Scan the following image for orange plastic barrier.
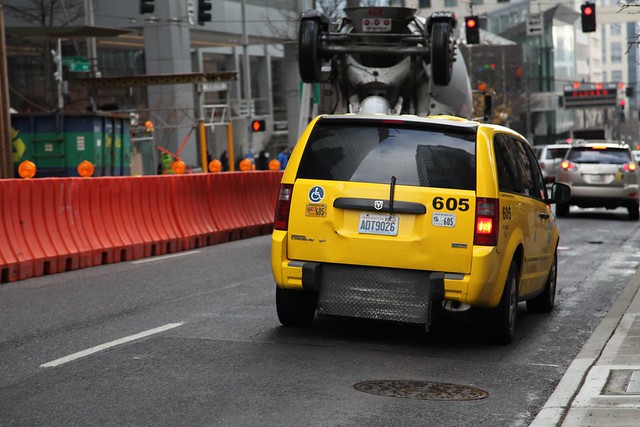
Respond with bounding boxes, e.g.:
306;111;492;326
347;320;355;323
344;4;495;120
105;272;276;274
0;171;283;284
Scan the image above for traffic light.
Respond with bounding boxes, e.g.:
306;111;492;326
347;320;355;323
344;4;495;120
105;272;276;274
581;2;596;33
620;99;626;111
197;0;212;25
251;119;266;132
465;16;480;45
139;0;154;14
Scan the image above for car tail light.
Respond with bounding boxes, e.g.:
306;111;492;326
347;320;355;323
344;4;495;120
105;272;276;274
622;162;637;172
474;198;499;246
561;160;577;171
274;184;293;231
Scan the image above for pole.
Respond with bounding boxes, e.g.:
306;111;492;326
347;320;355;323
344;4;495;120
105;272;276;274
55;38;64;110
242;0;252;153
0;4;13;178
84;0;99;111
197;84;208;172
227;123;235;172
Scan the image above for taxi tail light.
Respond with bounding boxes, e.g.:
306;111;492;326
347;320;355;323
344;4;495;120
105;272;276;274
474;198;499;246
561;160;577;171
274;184;293;230
622;162;637;172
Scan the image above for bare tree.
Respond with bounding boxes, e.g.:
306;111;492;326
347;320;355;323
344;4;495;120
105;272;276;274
4;0;85;111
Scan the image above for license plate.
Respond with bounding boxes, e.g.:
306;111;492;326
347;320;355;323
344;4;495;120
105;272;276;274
358;213;398;236
586;174;609;183
432;212;456;228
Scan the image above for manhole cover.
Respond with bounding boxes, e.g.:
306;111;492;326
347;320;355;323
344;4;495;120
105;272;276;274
353;380;489;401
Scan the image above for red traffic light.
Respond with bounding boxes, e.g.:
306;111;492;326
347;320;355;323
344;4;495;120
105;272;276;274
465;16;480;45
251;119;266;132
581;2;596;32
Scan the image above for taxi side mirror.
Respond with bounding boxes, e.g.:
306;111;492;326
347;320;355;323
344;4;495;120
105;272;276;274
547;182;571;204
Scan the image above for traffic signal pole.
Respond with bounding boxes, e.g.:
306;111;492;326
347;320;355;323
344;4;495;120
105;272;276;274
0;5;13;178
241;0;252;154
197;87;208;172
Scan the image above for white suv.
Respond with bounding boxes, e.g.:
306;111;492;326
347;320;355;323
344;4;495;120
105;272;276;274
533;144;571;183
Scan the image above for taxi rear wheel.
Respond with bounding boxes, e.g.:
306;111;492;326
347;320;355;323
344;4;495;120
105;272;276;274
491;260;519;345
526;250;556;313
276;287;317;326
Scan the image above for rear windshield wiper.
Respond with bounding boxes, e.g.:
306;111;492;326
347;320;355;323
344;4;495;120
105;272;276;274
389;176;396;216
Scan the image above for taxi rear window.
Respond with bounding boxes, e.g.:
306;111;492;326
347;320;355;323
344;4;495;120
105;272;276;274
296;120;476;190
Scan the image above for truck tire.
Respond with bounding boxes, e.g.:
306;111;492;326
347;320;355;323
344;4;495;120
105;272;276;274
430;21;454;86
555;203;570;217
628;200;639;221
299;18;322;83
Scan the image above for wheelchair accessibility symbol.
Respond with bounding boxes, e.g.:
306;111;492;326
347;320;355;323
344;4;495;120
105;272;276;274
308;185;325;203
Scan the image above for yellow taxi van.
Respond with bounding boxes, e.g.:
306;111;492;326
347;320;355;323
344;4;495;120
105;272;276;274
271;114;570;344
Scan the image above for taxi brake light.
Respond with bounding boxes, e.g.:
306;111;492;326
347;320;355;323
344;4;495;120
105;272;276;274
474;198;499;246
623;162;637;172
274;184;293;230
561;160;576;170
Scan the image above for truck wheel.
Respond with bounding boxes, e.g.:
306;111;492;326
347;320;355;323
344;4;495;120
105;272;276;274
526;250;556;313
276;286;317;326
430;21;454;86
628;200;639;221
298;18;322;83
491;260;519;345
555;203;570;217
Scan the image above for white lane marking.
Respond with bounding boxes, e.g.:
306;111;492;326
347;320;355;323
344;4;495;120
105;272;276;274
131;251;200;264
40;322;184;368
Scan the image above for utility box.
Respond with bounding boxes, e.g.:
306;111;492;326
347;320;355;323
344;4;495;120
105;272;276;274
10;112;131;177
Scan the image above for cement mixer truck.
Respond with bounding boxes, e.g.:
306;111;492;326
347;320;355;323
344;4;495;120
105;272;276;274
298;6;473;118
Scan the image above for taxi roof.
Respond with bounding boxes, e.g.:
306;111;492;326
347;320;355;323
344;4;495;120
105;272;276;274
316;114;481;132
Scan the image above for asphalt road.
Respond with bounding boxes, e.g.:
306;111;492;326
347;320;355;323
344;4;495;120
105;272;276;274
1;207;639;426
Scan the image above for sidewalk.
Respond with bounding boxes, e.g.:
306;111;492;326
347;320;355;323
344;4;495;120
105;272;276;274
531;265;640;426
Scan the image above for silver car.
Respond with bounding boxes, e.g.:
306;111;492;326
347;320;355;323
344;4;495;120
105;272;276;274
533;144;571;183
556;141;640;220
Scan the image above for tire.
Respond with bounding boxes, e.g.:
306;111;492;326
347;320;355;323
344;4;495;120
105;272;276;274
298;18;322;83
430;21;454;86
526;250;557;313
276;286;317;326
628;200;639;221
491;260;519;345
555;203;570;217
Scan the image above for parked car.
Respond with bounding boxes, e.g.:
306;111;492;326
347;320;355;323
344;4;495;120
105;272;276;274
271;114;570;344
533;144;571;183
556;141;640;220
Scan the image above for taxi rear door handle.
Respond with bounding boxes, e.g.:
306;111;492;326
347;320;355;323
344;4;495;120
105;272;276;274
539;212;550;219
